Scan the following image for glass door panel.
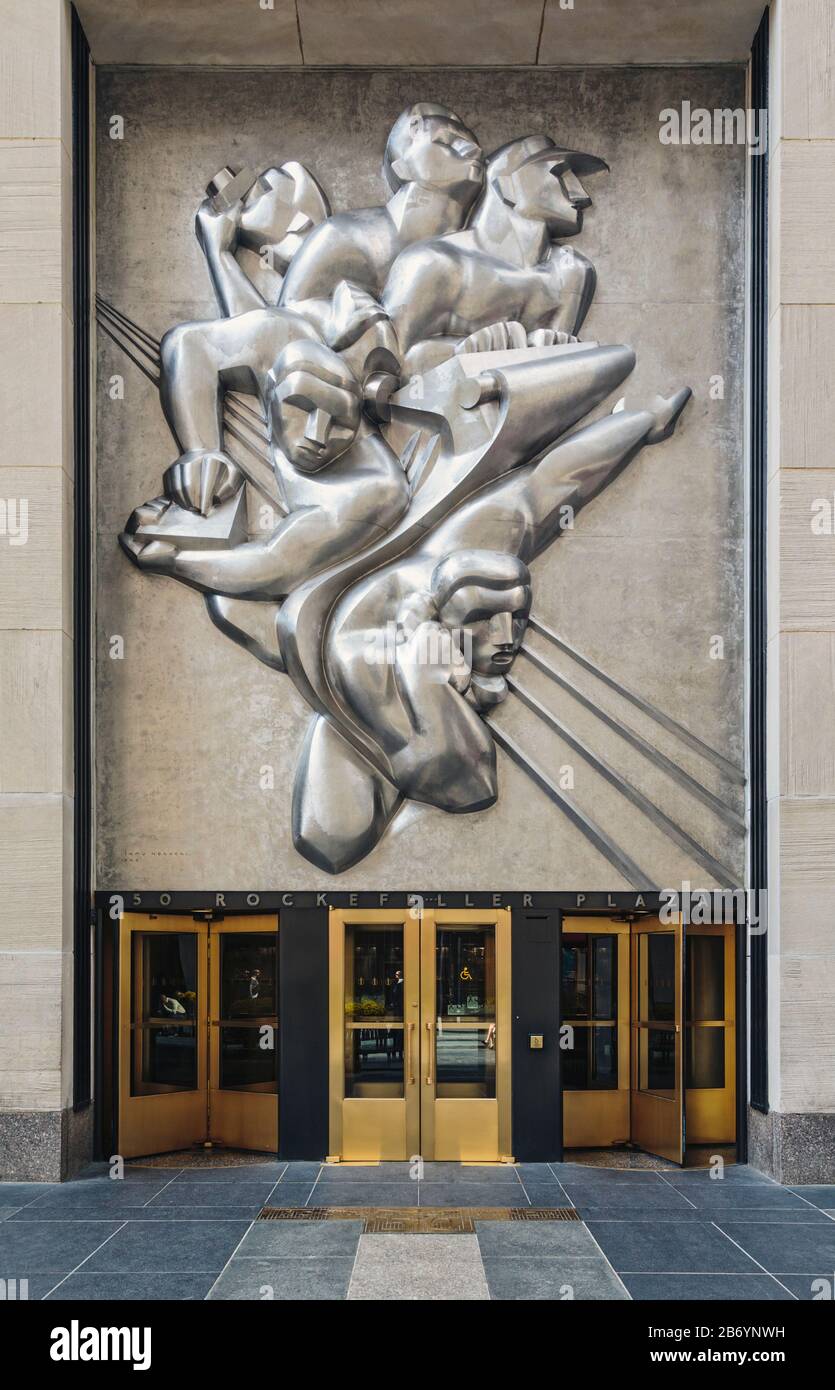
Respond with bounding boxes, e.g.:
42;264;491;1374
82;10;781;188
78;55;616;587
561;921;630;1149
421;910;511;1162
209;920;279;1153
631;918;684;1164
119;916;208;1159
684;924;736;1145
329;911;420;1161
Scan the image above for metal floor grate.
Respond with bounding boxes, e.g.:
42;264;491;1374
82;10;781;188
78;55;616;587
258;1205;579;1230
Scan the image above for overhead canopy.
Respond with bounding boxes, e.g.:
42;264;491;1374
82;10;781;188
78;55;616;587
75;0;766;67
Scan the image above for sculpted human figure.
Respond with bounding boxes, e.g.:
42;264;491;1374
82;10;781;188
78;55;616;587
382;134;607;374
286;362;691;871
279;103;484;307
120;338;409;601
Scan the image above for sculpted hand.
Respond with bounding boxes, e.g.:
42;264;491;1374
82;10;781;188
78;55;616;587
195;197;242;258
119;497;178;575
527;328;580;347
454;321;528;355
162;449;243;516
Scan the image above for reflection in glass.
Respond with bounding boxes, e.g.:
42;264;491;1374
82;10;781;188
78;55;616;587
686;936;724;1021
219;1025;277;1091
436;925;495;1020
561;936;589;1018
344;924;405;1097
435;1025;496;1098
220;935;277;1020
433;925;496;1099
639;1026;676;1095
131;933;198;1096
563;1025;618;1090
216;933;278;1094
643;934;675;1022
686;1026;725;1089
592;936;616;1020
345;1028;404;1097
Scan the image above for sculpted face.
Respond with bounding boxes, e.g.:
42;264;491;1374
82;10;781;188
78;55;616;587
386;105;484;197
509;156;592;237
269;341;361;472
438;581;531;675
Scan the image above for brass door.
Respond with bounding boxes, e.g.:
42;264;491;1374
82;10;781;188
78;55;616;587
328;907;512;1162
685;923;736;1145
118;914;278;1159
630;916;684;1164
209;918;279;1153
561;919;630;1148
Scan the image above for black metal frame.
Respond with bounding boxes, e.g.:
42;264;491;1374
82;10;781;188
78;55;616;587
748;6;770;1113
71;5;93;1113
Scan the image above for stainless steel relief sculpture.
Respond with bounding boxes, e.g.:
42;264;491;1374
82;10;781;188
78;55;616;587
105;102;743;882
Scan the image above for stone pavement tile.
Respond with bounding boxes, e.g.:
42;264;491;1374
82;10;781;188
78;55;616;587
0;1219;123;1272
517;1163;560;1183
147;1181;277;1208
787;1186;835;1209
21;1183;168;1213
278;1162;323;1183
475;1219;600;1258
18;1206;263;1223
319;1163;413;1182
560;1181;694;1210
258;1183;316;1208
236;1218;363;1258
417;1183;524;1208
45;1271;217;1300
83;1220;250;1272
208;1256;354;1300
483;1256;628;1300
0;1183;57;1205
715;1220;835;1275
521;1184;573;1208
313;1183;416;1208
662;1165;779;1187
73;1164;182;1184
577;1207;830;1223
670;1185;814;1213
167;1164;287;1184
347;1233;489;1301
549;1165;662;1184
777;1274;835;1301
587;1219;762;1273
420;1164;521;1185
623;1272;795;1300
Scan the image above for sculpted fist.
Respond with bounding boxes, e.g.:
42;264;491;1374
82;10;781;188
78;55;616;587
455;320;528;355
119;496;178;575
527;328;580;347
194;197;242;258
162;449;243;516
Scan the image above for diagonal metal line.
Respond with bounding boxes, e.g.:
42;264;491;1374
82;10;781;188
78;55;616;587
528;614;746;786
490;725;655;890
520;643;746;834
224;399;271;444
507;676;739;889
222;422;287;513
96;304;161;370
95;295;161;355
97;317;160;387
226;391;269;429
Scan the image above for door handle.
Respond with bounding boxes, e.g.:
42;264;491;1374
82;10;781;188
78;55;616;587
407;1022;415;1085
425;1021;434;1086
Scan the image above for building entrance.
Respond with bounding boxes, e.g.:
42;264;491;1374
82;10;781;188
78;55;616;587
561;917;736;1163
118;915;279;1158
328;908;512;1162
